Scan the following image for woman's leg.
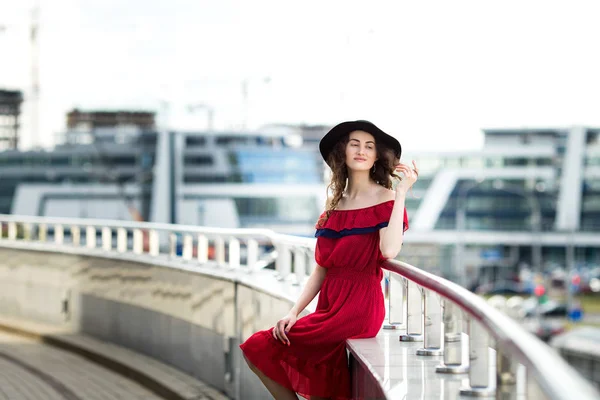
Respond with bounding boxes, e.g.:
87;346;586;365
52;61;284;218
243;355;298;400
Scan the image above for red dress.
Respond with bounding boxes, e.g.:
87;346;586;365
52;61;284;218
240;200;408;399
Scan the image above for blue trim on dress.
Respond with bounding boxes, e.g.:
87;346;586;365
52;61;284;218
314;222;390;238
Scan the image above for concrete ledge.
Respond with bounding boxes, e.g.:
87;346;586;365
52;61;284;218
0;315;228;400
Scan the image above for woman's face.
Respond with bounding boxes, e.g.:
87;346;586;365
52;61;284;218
345;130;377;172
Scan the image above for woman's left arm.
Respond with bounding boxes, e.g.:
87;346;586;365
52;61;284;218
379;160;418;259
379;192;407;259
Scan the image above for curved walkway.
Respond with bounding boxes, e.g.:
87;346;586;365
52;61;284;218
0;317;229;400
0;330;162;400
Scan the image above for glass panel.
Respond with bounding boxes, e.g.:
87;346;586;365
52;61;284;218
234;150;321;184
235;197;318;224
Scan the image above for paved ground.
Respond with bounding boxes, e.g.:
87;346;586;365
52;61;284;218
0;330;164;400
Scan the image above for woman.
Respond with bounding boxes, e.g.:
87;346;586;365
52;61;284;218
240;120;418;400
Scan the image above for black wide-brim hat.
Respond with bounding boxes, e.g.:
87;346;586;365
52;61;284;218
319;120;402;166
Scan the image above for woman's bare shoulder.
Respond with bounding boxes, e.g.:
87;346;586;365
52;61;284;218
378;187;396;203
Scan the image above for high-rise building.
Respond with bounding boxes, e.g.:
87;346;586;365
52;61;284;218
0;89;23;150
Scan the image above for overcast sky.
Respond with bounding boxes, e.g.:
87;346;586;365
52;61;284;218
1;0;600;151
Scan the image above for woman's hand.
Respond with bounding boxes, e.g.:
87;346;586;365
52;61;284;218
273;312;297;346
394;160;419;197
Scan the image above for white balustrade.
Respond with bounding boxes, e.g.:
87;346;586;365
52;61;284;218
71;226;80;246
39;223;47;242
150;230;159;256
55;224;64;245
23;223;32;240
102;227;111;251
246;239;258;269
8;222;17;240
214;237;225;265
228;238;240;268
86;226;96;248
293;248;307;285
133;229;143;254
117;228;127;253
168;233;176;257
182;234;193;261
276;243;292;281
197;234;208;263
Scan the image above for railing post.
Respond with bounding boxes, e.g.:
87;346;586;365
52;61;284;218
276;243;291;281
150;230;159;256
102;227;111;251
417;290;443;356
23;223;32;240
71;226;80;246
460;319;495;397
39;223;47;242
197;234;208;263
8;222;17;240
436;301;468;374
293;248;306;286
399;281;423;342
526;370;545;399
229;238;240;268
215;236;225;265
55;224;64;245
117;228;127;252
383;273;406;330
496;348;519;399
169;233;177;257
246;239;258;270
86;226;96;248
133;229;143;254
182;234;193;261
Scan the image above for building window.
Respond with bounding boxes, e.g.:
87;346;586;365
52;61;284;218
50;157;70;166
184;155;213;166
235;197;317;223
107;155;137;166
185;137;207;147
183;174;226;183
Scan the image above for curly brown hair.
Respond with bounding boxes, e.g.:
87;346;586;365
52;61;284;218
317;133;401;226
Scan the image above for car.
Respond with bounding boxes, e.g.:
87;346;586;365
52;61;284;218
522;319;566;342
523;298;568;318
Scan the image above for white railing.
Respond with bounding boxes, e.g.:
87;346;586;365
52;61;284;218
0;214;598;399
0;214;316;286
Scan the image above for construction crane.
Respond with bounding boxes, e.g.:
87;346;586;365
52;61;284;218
30;0;40;148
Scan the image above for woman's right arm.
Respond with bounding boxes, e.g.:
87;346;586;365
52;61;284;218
290;265;327;316
273;265;327;345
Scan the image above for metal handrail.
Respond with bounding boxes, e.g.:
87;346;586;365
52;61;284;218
383;259;600;399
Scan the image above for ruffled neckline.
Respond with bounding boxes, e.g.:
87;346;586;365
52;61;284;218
329;200;395;213
315;200;402;238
